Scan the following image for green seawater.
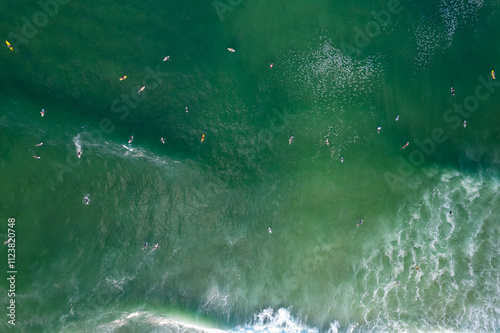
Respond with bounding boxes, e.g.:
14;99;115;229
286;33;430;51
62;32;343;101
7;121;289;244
1;0;500;332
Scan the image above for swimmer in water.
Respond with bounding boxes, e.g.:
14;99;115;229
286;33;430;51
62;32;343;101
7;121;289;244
77;151;82;158
138;86;145;94
40;109;45;117
119;75;127;81
161;137;165;144
34;155;40;159
402;142;409;149
377;126;381;134
451;87;455;96
185;106;189;114
201;134;205;143
270;62;273;69
463;120;467;128
128;136;134;144
143;242;148;250
153;243;159;250
341;157;344;163
227;48;235;52
163;56;170;61
326;139;329;146
268;227;272;234
289;136;294;145
36;142;43;146
357;219;363;227
395;115;399;121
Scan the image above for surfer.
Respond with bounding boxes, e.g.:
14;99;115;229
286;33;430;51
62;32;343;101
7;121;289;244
268;227;272;234
395;115;399;121
40;109;45;117
36;142;43;146
449;211;453;215
492;70;496;80
143;242;148;250
270;62;273;69
4;238;12;244
163;56;170;61
161;137;165;144
227;48;235;52
341;157;344;163
463;120;467;128
84;196;89;205
5;40;13;51
138;86;145;94
128;136;134;144
34;155;40;159
396;280;400;286
185;106;189;114
451;87;455;96
289;136;294;145
402;142;409;149
357;219;363;227
201;134;205;143
326;139;329;146
77;151;82;158
119;75;127;81
153;243;159;250
377;126;381;134
416;266;419;271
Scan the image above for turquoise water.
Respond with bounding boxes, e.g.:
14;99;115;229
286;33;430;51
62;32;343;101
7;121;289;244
1;0;500;332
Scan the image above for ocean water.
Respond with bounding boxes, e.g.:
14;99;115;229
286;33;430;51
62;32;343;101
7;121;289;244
1;0;500;332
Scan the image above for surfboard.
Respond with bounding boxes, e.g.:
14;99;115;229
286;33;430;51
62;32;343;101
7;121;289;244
492;70;496;80
5;41;13;51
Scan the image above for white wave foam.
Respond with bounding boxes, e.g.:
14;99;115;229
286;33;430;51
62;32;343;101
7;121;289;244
73;133;82;154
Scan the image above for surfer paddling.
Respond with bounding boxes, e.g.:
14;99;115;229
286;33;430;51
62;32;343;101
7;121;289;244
341;157;344;163
138;86;145;94
185;106;189;114
161;137;165;144
163;56;170;61
357;219;363;227
153;243;159;250
77;151;82;158
40;109;45;117
227;48;235;52
270;62;273;69
4;238;12;244
377;126;381;134
268;227;272;234
395;115;399;121
128;136;134;144
119;75;127;81
201;134;205;143
492;70;496;80
36;142;43;146
34;155;40;159
402;142;409;149
451;87;455;96
84;196;89;205
463;120;467;128
143;242;148;250
289;136;294;145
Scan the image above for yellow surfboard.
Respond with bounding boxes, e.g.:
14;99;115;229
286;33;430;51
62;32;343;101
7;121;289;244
201;134;205;143
492;70;496;80
5;41;13;51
